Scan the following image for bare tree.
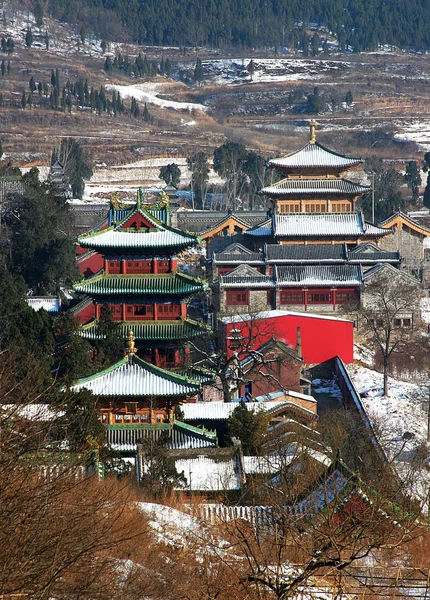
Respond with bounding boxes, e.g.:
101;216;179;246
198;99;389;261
352;266;423;396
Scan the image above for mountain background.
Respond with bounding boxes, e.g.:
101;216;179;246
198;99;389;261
46;0;430;52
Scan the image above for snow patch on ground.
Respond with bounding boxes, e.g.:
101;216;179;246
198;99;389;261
200;58;352;86
107;83;208;112
137;502;204;547
394;121;430;151
347;364;430;503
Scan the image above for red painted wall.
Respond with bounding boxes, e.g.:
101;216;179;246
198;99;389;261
223;312;354;364
77;252;104;277
74;301;96;324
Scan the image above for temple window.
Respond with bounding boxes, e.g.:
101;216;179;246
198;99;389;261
280;291;304;304
108;260;121;274
226;290;249;306
157;259;170;273
308;292;332;303
336;291;355;303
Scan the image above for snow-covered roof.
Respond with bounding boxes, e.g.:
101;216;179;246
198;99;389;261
274;213;389;238
78;228;197;249
26;296;61;313
72;355;201;397
182;400;286;421
269;141;362;170
243;455;281;475
220;264;274;288
261;177;369;196
220;309;353;324
276;265;362;287
175;456;241;491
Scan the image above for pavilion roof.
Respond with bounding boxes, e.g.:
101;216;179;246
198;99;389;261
73;271;207;296
275;264;362;287
269;141;362;170
81;318;209;342
261;177;369;197
72;354;202;397
78;201;197;251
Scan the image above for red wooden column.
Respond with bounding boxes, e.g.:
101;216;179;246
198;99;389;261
154;304;159;320
332;288;337;312
304;289;308;312
153;260;158;274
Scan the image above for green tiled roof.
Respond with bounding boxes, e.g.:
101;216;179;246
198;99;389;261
78;204;199;251
73;271;208;296
81;318;210;341
72;354;202;397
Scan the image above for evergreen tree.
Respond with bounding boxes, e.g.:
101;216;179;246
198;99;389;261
25;28;33;48
37;81;42;96
345;90;353;107
0;94;3;107
6;38;14;55
323;39;329;54
6;60;10;75
1;38;6;53
94;304;124;368
159;163;181;187
311;32;320;55
44;31;49;49
213;141;248;209
1;60;4;76
247;59;255;80
194;57;204;85
138;431;186;495
0;138;3;159
29;76;36;93
104;55;113;73
306;86;324;114
142;102;151;122
79;26;86;44
21;90;27;109
34;1;44;28
404;161;421;204
27;93;33;108
227;399;268;454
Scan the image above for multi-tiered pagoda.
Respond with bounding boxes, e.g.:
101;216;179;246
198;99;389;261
73;191;209;369
261;120;369;214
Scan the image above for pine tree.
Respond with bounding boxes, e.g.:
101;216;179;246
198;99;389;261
345;90;353;106
104;56;113;73
247;59;255;81
6;38;14;55
38;81;42;96
6;60;10;75
29;76;36;93
194;57;203;85
404;161;421;204
143;102;150;122
323;39;329;54
21;90;27;109
1;38;6;53
27;93;33;108
0;138;3;159
44;31;49;49
0;94;3;108
34;1;44;28
25;28;33;48
1;60;4;76
311;32;320;55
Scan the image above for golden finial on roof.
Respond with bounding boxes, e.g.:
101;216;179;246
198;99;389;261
111;192;120;210
126;329;137;358
310;119;317;144
159;189;169;206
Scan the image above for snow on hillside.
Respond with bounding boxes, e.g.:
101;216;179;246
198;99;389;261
106;83;208;112
394;121;430;151
200;58;352;86
137;502;208;548
346;364;430;502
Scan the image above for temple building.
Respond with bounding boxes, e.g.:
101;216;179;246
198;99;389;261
261;120;369;214
73;192;209;369
72;330;218;454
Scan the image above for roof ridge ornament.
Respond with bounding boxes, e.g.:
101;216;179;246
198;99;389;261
310;119;316;145
126;328;138;360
